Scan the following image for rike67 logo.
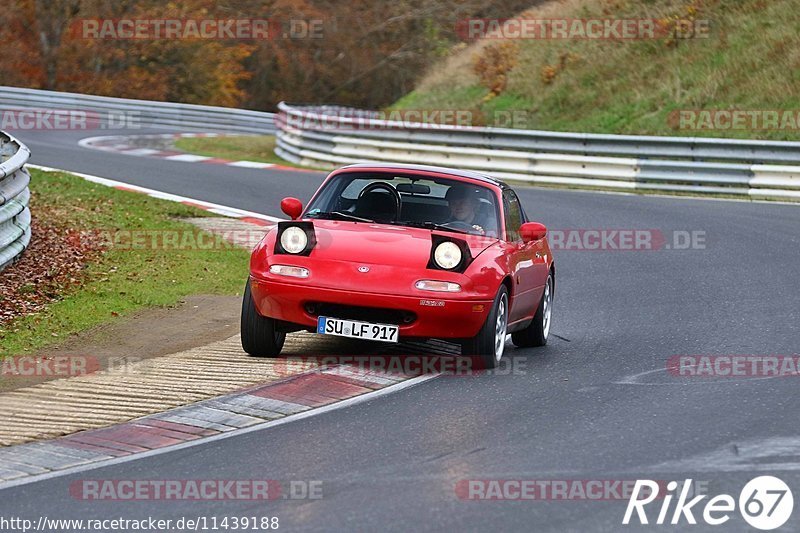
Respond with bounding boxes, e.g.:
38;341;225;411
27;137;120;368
623;476;794;530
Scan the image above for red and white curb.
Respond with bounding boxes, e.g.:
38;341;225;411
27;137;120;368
0;367;436;489
27;163;281;227
78;133;310;172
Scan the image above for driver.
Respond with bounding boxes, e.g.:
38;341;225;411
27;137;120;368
445;185;486;235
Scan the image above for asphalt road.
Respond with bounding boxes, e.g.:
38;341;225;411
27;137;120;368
17;128;325;214
2;128;800;532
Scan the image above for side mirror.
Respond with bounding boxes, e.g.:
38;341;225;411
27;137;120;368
281;197;303;220
520;222;547;243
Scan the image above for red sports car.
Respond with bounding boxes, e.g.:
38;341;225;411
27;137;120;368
242;163;554;368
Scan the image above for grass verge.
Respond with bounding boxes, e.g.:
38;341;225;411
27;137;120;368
173;135;294;166
0;169;250;357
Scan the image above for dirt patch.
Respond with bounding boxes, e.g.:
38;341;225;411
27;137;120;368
0;294;241;393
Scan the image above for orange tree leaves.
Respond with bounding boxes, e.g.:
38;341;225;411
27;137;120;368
0;0;534;109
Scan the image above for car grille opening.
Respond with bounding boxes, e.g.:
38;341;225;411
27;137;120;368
305;302;416;325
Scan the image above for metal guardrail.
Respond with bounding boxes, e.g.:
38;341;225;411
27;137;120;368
0;131;32;271
0;86;275;134
275;103;800;200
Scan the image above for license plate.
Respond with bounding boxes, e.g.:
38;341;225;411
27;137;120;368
317;316;399;343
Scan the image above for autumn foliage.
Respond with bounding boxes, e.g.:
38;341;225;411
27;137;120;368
0;0;535;110
473;42;519;99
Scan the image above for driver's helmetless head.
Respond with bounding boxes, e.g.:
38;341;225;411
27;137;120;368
446;185;480;223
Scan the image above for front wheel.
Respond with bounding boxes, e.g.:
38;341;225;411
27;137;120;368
512;273;553;348
462;285;509;369
241;279;286;357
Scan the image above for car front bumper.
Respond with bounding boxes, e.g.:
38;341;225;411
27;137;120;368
250;276;492;340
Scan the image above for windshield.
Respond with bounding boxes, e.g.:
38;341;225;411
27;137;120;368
304;173;501;237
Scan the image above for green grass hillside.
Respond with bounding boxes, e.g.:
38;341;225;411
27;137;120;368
393;0;800;140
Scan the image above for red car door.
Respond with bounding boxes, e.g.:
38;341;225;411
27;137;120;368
503;190;546;324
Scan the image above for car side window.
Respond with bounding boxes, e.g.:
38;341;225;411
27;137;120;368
503;190;523;242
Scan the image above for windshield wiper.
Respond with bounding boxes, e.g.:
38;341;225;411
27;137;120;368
308;214;472;234
308;211;374;223
395;221;471;234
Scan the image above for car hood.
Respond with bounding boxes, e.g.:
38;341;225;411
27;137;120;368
308;219;497;266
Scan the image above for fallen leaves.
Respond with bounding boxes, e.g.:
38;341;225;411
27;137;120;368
0;218;105;327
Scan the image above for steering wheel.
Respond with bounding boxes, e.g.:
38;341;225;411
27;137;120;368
358;182;401;221
442;220;474;231
442;219;486;235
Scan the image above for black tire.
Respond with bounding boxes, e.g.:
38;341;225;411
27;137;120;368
241;279;286;357
462;285;509;370
512;273;553;348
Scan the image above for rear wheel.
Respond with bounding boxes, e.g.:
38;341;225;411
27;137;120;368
241;279;286;357
462;285;509;369
512;273;553;348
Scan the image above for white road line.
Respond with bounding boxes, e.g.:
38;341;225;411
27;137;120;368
228;161;276;169
120;148;162;156
164;154;213;162
205;207;258;218
78;135;125;149
26;164;283;223
0;373;438;491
